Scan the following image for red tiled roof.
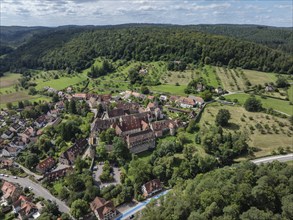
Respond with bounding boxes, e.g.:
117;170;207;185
143;179;162;195
90;197;117;220
36;157;56;172
1;181;18;199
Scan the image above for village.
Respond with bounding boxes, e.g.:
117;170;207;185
0;85;206;220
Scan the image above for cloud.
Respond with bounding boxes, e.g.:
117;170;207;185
0;0;292;27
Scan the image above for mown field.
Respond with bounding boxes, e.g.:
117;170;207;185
216;67;280;92
199;103;293;158
225;93;292;115
0;72;51;108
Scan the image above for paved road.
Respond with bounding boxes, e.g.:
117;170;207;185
0;176;70;214
251;154;293;165
116;190;169;220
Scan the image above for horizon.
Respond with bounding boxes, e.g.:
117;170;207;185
1;0;292;27
1;23;293;28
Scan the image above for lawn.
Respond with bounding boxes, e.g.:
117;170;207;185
225;93;292;115
201;65;222;88
150;84;186;96
200;103;293;158
35;73;88;90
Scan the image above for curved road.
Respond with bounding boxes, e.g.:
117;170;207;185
0;175;70;214
251;153;293;165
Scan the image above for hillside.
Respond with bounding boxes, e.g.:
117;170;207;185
1;25;292;76
141;161;293;220
192;24;293;54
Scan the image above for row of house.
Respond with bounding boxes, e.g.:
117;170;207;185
1;108;62;158
1;181;42;219
93;106;180;154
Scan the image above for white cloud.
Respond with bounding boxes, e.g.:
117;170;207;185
0;0;292;26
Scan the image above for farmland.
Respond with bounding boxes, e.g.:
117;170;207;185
216;67;280;92
225;93;292;115
199;103;293;158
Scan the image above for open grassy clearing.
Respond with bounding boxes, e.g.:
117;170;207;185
200;103;293;158
216;67;282;92
225;93;292;115
161;70;193;85
216;67;238;91
0;91;51;108
201;65;222;88
150;84;186;96
34;71;88;90
243;69;278;85
0;73;21;87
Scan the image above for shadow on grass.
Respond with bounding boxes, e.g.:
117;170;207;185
226;122;240;131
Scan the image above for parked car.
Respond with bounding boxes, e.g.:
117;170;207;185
4;175;9;177
13;176;17;179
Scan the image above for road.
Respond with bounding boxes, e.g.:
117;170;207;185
116;190;169;220
14;162;43;180
0;175;70;214
251;154;293;165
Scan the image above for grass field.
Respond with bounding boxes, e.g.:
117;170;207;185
225;93;292;115
201;65;222;88
0;73;21;87
150;84;186;96
0;92;51;108
216;67;237;91
200;103;292;158
216;67;280;92
35;72;88;90
243;69;277;85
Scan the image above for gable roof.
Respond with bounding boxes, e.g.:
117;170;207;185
1;181;19;199
36;157;56;172
107;108;125;118
90;197;117;220
127;130;155;145
143;179;162;194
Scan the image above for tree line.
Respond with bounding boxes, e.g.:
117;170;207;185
1;25;292;76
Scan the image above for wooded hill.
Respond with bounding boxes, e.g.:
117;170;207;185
1;24;292;75
141;161;293;220
190;24;293;54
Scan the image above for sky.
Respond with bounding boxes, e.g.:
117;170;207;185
1;0;292;27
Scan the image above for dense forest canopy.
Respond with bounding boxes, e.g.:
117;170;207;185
141;161;293;220
190;24;293;54
0;24;292;75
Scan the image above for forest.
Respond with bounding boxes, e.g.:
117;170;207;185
141;161;293;220
1;25;292;76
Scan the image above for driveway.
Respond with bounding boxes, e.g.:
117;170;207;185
94;165;121;188
0;175;70;214
14;162;43;180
